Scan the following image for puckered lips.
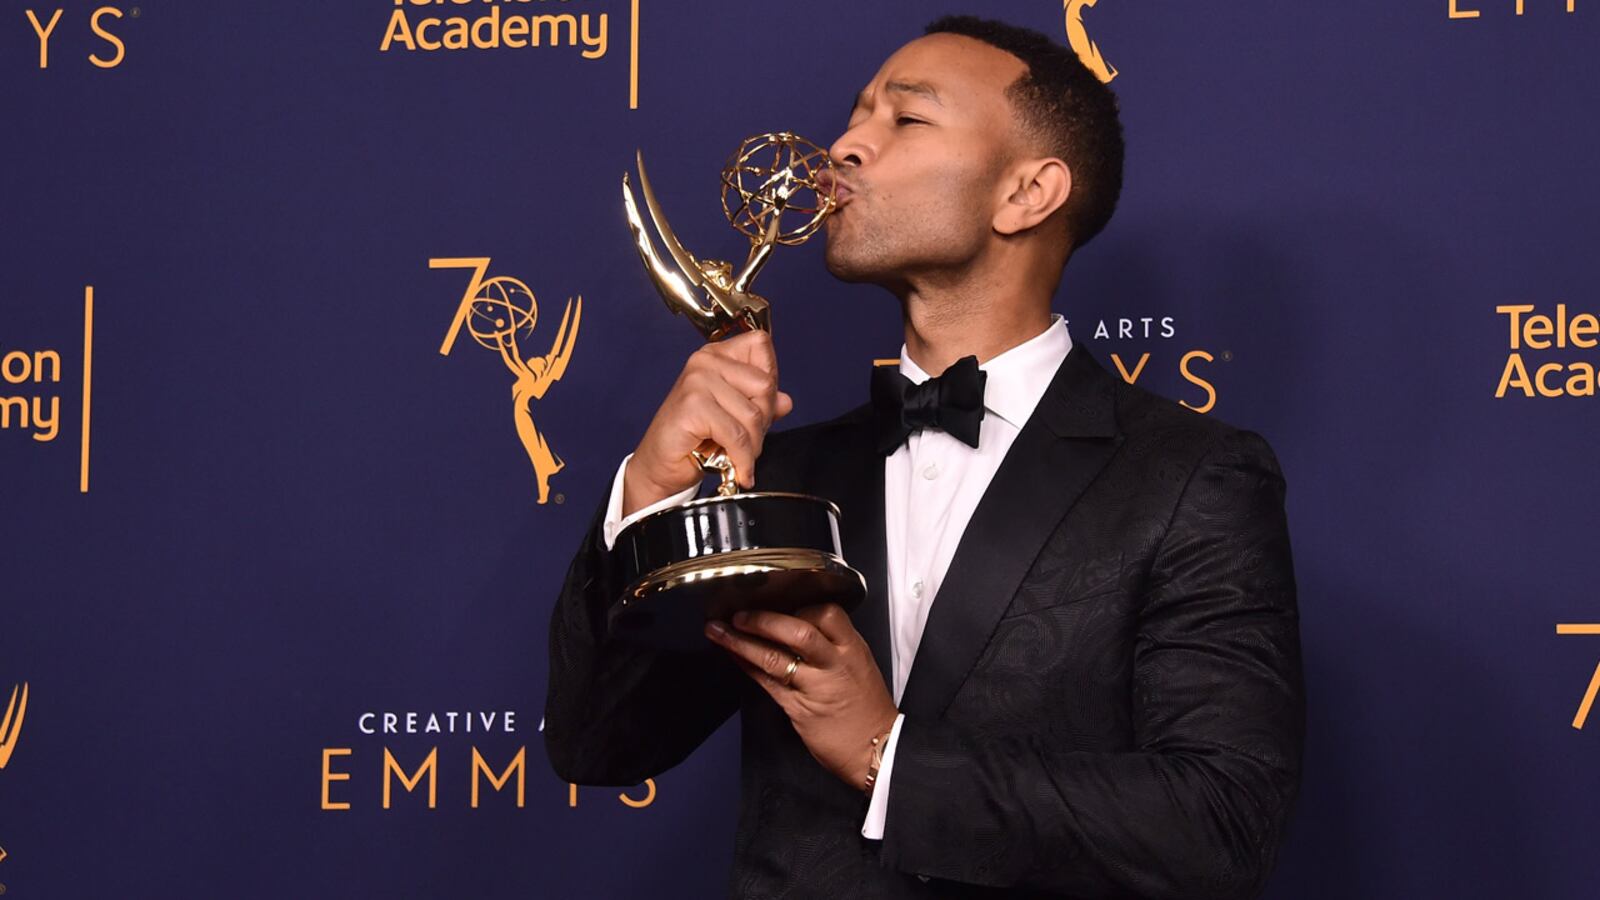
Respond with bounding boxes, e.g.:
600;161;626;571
815;168;855;209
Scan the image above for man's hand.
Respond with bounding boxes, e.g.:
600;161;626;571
622;330;794;517
706;604;899;791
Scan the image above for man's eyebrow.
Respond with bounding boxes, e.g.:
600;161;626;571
849;80;945;117
885;80;944;105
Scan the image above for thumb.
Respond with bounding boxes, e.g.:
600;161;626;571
775;391;795;419
735;329;779;373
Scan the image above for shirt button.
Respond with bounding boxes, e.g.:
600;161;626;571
922;462;940;480
911;579;925;599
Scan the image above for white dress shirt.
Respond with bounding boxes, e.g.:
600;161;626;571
601;314;1074;842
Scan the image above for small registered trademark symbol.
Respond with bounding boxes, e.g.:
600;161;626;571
130;6;140;17
554;493;565;505
1221;351;1234;362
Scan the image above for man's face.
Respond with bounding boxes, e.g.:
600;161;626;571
824;34;1029;286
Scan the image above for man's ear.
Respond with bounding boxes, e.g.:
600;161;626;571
994;157;1071;236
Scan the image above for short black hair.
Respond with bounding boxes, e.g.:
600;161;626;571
925;15;1125;254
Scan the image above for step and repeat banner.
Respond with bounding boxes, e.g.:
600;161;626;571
2;1;1597;897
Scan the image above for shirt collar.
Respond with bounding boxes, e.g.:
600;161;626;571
897;313;1074;431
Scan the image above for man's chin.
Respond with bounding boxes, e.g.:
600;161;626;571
823;240;882;284
823;254;869;283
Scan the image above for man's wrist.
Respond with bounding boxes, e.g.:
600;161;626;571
863;732;890;794
860;712;900;793
621;460;691;519
604;455;699;551
859;713;905;840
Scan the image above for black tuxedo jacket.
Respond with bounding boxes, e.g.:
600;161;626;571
544;345;1304;899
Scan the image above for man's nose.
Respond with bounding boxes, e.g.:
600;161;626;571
828;125;871;169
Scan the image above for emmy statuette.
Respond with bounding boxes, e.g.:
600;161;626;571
613;133;868;650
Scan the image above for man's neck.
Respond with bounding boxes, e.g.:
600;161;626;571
898;281;1055;377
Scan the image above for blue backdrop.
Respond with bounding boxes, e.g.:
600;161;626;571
3;1;1598;896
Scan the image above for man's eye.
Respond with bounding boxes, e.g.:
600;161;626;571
895;116;926;126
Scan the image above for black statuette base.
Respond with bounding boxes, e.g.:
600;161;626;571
608;492;867;651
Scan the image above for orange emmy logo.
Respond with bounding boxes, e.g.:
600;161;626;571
0;681;26;866
1065;0;1118;83
433;258;583;505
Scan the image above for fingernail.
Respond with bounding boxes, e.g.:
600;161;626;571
706;621;728;638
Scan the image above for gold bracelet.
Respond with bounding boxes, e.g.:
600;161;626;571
863;729;891;795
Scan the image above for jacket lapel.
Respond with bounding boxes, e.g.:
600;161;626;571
896;345;1123;719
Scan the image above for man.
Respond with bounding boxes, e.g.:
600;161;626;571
544;15;1303;899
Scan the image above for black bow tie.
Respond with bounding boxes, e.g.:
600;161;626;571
871;355;988;454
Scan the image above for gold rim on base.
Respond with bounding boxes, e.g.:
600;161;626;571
621;547;863;604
